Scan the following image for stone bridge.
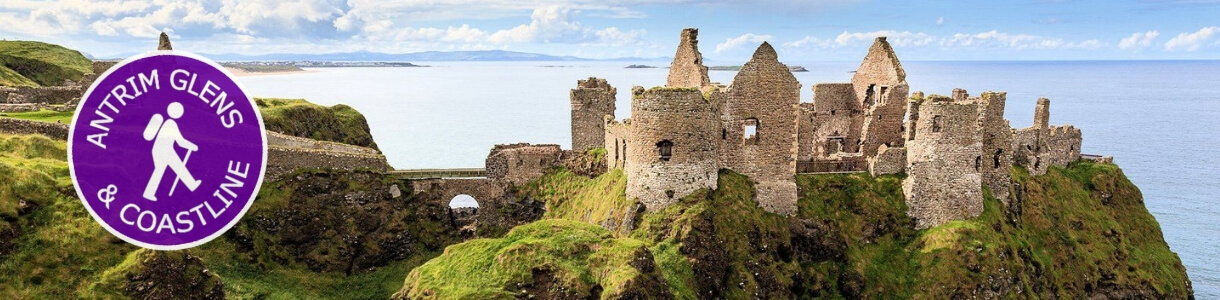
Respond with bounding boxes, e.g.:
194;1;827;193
390;168;487;180
408;177;508;208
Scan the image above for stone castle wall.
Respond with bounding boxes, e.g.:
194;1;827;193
977;91;1014;202
264;131;389;181
485;143;564;185
626;87;720;210
858;83;909;157
805;83;860;158
666;28;712;89
868;144;906;176
903;95;984;229
570;77;616;151
604;117;630;169
719;42;801;215
1013;98;1082;176
851;37;907;105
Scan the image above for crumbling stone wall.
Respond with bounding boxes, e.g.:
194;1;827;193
265;131;389;181
903;95;984;229
868;144;906;176
851;37;907;104
484;143;564;186
2;86;83;104
266;147;389;181
977;91;1014;202
805;83;860;158
858;83;909;157
410;178;510;208
666;28;712;89
0;117;68;140
570;77;616;151
626;87;720;211
719;42;801;215
604;117;630;169
1013;98;1082;176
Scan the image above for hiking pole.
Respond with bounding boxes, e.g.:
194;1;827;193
169;149;194;197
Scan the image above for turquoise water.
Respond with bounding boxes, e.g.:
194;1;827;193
240;60;1220;297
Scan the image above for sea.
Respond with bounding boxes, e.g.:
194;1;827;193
240;60;1220;297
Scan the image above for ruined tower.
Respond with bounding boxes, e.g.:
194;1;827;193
158;32;173;50
977;91;1013;202
720;42;801;215
570;77;616;151
854;37;910;157
903;94;984;229
1014;98;1082;176
625;87;720;211
666;28;712;89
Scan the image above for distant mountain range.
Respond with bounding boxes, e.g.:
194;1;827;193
100;50;670;62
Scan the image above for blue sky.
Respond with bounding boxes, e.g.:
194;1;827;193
1;0;1218;61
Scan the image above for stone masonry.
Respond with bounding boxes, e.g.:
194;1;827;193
570;77;616;151
485;143;564;186
903;94;984;229
1013;98;1082;176
719;42;801;215
666;28;712;89
625;87;720;210
977;91;1014;202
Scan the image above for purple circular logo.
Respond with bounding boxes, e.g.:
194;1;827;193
69;51;266;250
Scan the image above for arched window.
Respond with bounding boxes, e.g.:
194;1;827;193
656;140;673;162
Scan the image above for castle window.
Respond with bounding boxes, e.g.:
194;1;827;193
975;156;982;172
614;139;620;163
743;118;759;145
932;115;943;133
656;140;673;162
865;84;876;107
722;128;727;140
994;149;1003;169
879;86;889;103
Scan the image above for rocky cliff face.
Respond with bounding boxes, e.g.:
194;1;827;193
399;162;1193;298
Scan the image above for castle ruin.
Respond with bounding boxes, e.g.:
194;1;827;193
572;28;1086;227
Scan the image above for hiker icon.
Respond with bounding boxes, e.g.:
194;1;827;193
141;102;201;201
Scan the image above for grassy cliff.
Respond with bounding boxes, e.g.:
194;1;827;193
0;41;93;87
399;162;1193;298
0;133;456;298
256;98;380;150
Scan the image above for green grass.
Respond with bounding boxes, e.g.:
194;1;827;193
0;65;38;87
0;41;93;87
0;109;75;124
0;133;447;299
256;98;380;150
397;219;661;299
404;162;1192;298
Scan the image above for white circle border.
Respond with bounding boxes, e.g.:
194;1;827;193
67;50;268;251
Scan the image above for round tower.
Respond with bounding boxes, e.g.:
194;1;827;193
626;87;720;210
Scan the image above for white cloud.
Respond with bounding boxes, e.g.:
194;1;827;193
1118;30;1160;50
486;5;643;45
1165;26;1219;51
937;16;944;25
715;33;772;53
940;30;1101;50
784;30;934;49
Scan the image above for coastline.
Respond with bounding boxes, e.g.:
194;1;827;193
225;67;316;77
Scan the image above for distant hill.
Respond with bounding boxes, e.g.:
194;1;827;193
177;50;669;63
0;41;92;87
